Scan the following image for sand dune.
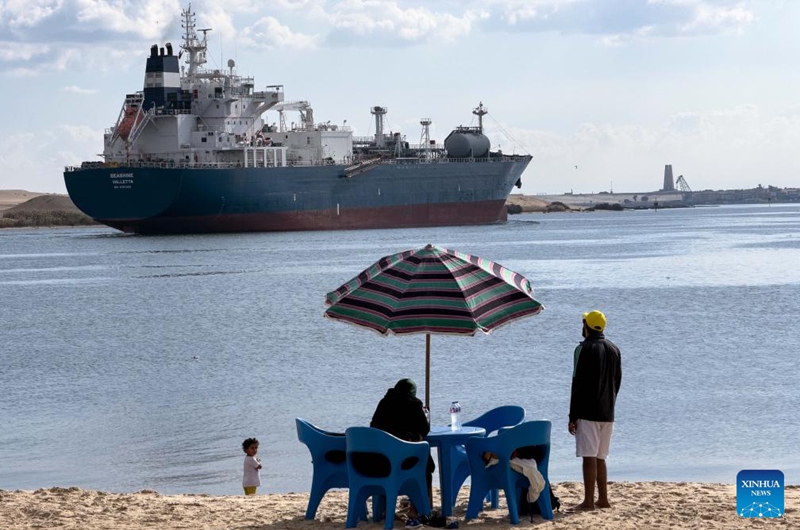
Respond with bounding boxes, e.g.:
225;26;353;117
1;482;796;529
3;194;80;213
0;190;45;211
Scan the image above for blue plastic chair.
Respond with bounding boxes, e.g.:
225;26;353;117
464;420;553;524
449;405;526;510
345;427;432;530
295;418;355;520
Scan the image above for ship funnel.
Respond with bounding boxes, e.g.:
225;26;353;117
166;42;173;55
150;44;158;57
160;46;165;56
370;106;388;148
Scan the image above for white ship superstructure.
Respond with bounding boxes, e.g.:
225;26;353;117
102;5;359;169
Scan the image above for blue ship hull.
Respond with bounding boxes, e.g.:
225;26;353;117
64;157;531;234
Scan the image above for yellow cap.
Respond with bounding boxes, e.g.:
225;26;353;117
583;310;606;332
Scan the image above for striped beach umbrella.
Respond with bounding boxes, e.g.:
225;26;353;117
324;244;544;409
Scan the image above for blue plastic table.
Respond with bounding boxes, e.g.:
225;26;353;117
426;425;486;517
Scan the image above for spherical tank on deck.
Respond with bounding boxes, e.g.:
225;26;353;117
444;130;491;158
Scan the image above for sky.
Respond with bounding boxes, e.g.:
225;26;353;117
1;0;798;195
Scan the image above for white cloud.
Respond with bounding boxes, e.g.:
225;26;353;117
326;0;482;45
2;43;139;77
58;124;102;142
0;0;63;29
0;42;50;61
198;0;324;14
487;0;578;26
2;47;80;76
481;0;755;40
0;0;759;78
73;0;181;39
61;85;99;94
239;16;319;50
680;2;755;35
252;0;327;13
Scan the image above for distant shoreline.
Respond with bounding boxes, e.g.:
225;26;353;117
509;191;685;211
0;190;97;229
1;188;788;230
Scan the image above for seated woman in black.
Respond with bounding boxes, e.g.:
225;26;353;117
369;378;435;501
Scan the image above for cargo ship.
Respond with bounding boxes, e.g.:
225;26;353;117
64;6;532;235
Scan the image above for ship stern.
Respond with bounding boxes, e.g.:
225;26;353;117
64;166;183;233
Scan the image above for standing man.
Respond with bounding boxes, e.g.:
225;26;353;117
568;310;622;510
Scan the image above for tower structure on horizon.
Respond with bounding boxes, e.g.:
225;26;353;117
662;165;675;191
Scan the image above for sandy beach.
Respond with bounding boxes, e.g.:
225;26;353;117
1;482;796;529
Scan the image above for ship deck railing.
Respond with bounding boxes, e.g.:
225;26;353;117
65;154;530;172
380;155;530;164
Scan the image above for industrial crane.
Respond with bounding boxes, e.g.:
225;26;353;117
273;100;314;132
675;175;693;205
676;175;692;193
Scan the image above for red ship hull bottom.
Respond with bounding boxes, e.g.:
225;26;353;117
102;200;509;234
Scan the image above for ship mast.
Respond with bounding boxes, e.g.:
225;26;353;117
473;102;488;133
181;4;208;79
420;118;432;158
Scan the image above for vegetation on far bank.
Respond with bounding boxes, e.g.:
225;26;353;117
0;210;98;228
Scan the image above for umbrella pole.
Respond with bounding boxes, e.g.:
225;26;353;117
425;333;431;411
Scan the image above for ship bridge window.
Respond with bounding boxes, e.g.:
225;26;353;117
201;137;207;143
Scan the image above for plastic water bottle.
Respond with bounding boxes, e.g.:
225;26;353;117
449;401;462;431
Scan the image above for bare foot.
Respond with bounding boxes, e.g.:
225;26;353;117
595;500;612;509
572;501;595;511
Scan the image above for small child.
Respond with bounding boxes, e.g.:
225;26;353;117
242;437;262;495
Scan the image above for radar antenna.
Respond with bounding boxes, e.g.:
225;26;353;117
472;102;488;133
181;5;210;79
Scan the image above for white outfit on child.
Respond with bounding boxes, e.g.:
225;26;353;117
243;455;262;487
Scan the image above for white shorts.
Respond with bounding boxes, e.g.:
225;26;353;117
575;419;614;459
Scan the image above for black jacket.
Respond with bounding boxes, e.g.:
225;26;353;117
370;388;430;442
569;331;622;423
